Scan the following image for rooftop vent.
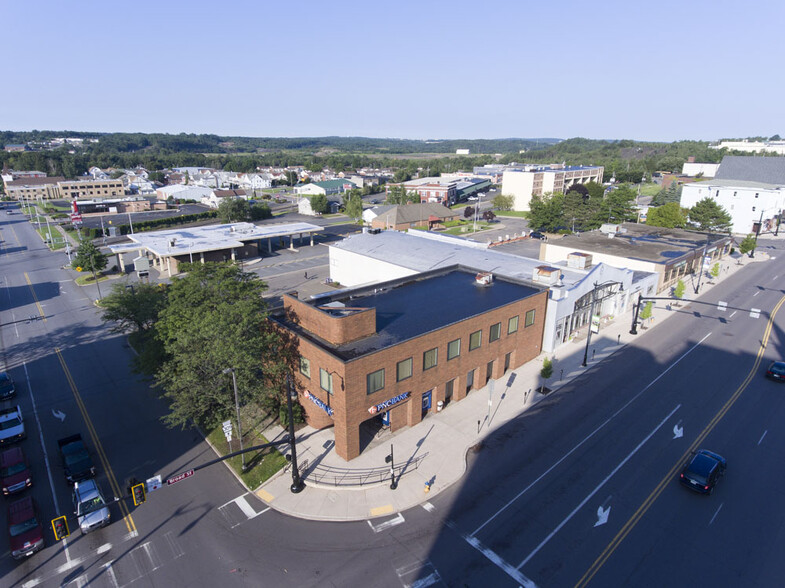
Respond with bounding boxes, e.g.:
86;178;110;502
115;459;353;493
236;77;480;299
567;252;592;269
475;272;493;286
532;265;561;286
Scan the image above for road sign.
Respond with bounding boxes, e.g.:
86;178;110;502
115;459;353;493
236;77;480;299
222;420;233;443
166;469;195;486
146;475;162;493
70;212;82;222
591;314;601;334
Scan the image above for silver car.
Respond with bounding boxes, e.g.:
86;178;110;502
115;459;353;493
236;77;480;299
73;479;111;533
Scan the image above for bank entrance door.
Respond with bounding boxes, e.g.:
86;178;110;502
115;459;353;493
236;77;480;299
422;390;432;418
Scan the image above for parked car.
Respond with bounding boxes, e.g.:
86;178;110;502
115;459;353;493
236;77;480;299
765;361;785;381
8;496;44;559
0;406;25;445
679;449;726;494
73;479;111;533
0;372;15;400
529;231;547;240
0;446;32;495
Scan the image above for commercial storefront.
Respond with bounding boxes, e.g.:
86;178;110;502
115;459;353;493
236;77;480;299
272;266;548;461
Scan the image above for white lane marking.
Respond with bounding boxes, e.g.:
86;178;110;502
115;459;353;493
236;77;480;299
74;575;88;588
709;503;724;526
774;275;779;281
235;495;264;519
21;580;42;587
516;404;681;570
457;523;536;588
96;543;112;555
25;361;71;565
141;541;162;571
729;310;737;318
367;513;405;533
103;562;120;588
753;291;759;297
164;531;185;559
124;530;139;540
408;572;442;588
758;430;768;445
396;559;443;588
422;502;435;513
471;334;710;537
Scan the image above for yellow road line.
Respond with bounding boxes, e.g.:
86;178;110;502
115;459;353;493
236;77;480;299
55;347;137;534
24;273;47;322
575;294;785;588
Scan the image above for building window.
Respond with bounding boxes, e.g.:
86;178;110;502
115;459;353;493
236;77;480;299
319;368;334;395
525;309;536;327
423;348;438;371
299;357;311;378
367;369;385;395
489;322;501;342
447;338;461;360
397;358;413;382
469;330;482;351
508;315;519;334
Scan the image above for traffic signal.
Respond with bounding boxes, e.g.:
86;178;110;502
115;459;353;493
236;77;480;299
131;483;146;506
52;516;69;541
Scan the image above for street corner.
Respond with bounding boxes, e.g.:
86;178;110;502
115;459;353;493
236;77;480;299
255;487;275;504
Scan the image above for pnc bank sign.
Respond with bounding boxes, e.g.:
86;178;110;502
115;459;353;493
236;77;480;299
368;391;411;415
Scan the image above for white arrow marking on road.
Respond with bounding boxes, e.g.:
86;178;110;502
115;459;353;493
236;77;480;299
594;506;610;527
673;424;683;439
52;409;66;422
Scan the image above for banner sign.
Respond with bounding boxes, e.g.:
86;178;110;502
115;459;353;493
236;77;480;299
304;391;334;417
368;391;411;415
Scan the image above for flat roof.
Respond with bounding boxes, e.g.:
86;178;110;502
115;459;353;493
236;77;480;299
549;224;730;265
109;222;323;257
282;267;543;361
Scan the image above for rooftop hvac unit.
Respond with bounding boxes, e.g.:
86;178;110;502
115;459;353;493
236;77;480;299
567;252;592;269
532;265;561;286
475;272;493;286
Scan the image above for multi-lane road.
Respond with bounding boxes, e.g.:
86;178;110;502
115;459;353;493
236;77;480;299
2;201;785;587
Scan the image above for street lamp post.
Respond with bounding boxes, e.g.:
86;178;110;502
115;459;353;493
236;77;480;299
286;375;305;493
222;368;246;471
693;232;711;294
630;293;643;335
385;444;398;490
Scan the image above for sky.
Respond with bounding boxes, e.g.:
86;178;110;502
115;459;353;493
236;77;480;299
4;0;784;143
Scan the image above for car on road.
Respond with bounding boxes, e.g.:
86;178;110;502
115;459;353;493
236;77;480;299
8;496;44;560
529;231;547;240
58;434;96;483
73;479;111;533
0;406;25;445
679;449;726;494
765;361;785;381
0;372;15;400
0;446;32;495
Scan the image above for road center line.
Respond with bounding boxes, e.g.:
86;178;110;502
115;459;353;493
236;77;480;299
471;333;710;538
515;404;681;570
709;503;723;526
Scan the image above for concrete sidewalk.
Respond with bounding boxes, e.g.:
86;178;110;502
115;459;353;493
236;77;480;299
250;247;774;521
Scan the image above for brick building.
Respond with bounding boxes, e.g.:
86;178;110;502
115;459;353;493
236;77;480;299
272;267;548;460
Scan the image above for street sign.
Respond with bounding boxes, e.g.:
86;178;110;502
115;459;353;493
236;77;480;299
70;212;82;222
222;420;233;442
146;475;162;493
591;314;601;334
166;469;195;486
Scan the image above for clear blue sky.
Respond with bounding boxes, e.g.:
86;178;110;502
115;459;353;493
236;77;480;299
5;0;783;142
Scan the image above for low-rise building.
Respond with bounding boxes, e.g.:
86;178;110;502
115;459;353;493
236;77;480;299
272;266;549;460
502;165;605;211
5;177;65;201
58;179;125;200
369;203;460;230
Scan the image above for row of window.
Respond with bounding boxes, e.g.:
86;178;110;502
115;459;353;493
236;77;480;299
299;310;536;397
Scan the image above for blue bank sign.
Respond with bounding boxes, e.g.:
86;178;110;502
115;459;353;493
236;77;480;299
304;391;334;417
368;391;411;415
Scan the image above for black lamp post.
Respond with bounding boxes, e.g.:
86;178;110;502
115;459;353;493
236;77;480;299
693;232;711;294
582;281;623;367
286;375;305;494
630;293;643;335
385;444;397;490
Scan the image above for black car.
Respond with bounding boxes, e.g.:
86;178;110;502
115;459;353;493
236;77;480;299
0;372;15;400
679;449;726;494
529;231;547;240
766;361;785;381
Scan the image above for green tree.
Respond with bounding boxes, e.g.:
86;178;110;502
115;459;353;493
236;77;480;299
343;193;364;221
72;238;108;274
600;185;638;225
646;202;688;228
739;234;757;257
562;188;597;230
689;198;732;232
492;194;514;211
528;192;564;231
639;301;653;322
710;263;720;279
249;202;272;221
153;262;298;429
540;357;553;393
217;197;250;223
585;181;605;201
101;282;167;333
673;279;685;299
309;194;329;214
651;183;682;206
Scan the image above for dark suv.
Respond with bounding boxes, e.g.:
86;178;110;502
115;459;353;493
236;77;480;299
679;449;726;494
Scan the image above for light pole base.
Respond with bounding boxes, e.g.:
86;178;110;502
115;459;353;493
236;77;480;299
290;481;305;494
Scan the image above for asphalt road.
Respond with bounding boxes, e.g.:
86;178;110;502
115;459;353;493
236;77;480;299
4;197;785;587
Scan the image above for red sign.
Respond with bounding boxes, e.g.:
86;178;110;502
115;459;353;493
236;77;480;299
70;213;82;222
166;469;195;486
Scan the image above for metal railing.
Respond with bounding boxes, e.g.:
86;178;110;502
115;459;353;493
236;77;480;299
284;453;428;487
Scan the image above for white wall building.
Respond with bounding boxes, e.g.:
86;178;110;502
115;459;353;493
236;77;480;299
710;140;785;155
680;180;785;235
502;165;604;211
682;163;720;177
